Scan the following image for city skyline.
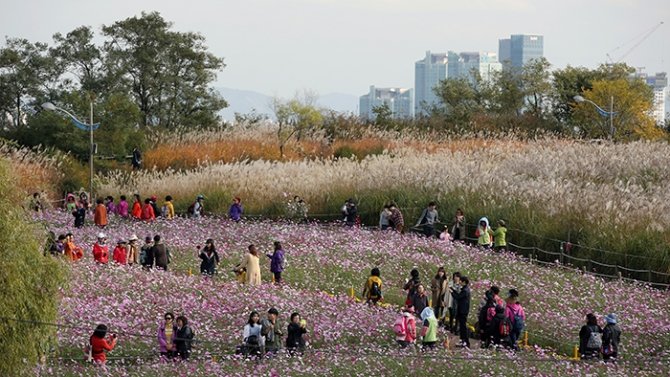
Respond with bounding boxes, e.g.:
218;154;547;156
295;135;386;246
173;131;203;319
1;0;668;98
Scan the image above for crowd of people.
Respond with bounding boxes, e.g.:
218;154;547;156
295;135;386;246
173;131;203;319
39;194;621;364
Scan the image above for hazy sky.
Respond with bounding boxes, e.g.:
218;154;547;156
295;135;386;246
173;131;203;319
2;0;668;97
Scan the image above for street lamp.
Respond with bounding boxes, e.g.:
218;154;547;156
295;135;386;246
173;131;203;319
41;100;99;201
573;95;615;140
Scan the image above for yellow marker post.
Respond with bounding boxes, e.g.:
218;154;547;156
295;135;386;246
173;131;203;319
572;345;579;360
348;286;355;299
188;268;192;276
523;331;529;348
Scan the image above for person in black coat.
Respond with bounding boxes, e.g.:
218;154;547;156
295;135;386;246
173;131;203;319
579;313;602;359
452;275;471;348
174;315;194;360
199;239;220;275
286;312;307;356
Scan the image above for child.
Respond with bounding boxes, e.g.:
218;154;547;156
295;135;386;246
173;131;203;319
286;312;307;356
420;307;439;351
362;267;383;305
113;240;128;265
475;217;494;249
493;220;507;252
394;306;417;348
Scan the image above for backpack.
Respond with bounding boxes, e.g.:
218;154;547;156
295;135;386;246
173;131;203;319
187;202;196;215
510;306;525;333
499;317;511;338
586;326;602;349
369;280;382;299
393;316;407;337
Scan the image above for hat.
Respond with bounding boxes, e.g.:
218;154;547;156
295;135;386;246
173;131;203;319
150;195;157;201
129;234;139;241
605;313;617;324
97;232;106;239
498;219;506;226
117;239;127;244
268;308;279;315
197;194;205;200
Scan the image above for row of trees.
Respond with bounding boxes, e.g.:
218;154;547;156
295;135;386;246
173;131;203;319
0;11;226;159
425;59;665;140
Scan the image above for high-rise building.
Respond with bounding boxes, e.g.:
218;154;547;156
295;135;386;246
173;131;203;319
637;72;668;125
414;51;448;116
498;34;544;68
359;86;413;120
447;51;502;83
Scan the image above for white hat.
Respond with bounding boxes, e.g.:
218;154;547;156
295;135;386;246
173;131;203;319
128;234;139;241
97;232;106;239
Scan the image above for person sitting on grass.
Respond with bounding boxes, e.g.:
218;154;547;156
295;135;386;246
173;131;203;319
88;324;117;365
286;312;307;356
362;267;383;305
420;307;439;351
261;308;283;355
229;196;243;222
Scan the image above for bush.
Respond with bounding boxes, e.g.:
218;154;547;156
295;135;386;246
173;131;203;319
0;159;67;376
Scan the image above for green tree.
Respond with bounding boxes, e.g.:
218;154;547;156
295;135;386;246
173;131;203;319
573;78;664;140
102;11;227;128
371;102;393;129
0;38;59;128
433;76;487;127
271;93;324;158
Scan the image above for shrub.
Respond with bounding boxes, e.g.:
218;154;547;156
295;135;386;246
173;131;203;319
0;159;67;376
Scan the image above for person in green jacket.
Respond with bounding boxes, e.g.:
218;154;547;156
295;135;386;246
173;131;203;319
420;307;439;351
493;220;507;252
476;217;494;249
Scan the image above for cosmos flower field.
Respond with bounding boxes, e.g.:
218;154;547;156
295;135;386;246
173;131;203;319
39;211;670;376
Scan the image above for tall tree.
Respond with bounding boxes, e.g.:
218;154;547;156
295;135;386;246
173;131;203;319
102;11;226;128
271;93;324;158
0;38;58;128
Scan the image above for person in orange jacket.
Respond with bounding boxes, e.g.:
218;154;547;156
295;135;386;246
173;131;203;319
64;233;84;261
131;194;142;219
94;198;108;228
88;324;117;365
141;198;156;222
93;233;109;264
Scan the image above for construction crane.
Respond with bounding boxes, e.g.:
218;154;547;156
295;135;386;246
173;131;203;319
606;21;664;63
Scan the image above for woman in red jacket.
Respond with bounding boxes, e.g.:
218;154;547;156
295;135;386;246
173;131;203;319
89;324;117;364
141;198;156;222
92;233;109;264
131;194;142;219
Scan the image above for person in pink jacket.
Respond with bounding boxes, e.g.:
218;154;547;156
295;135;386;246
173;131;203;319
505;289;526;350
394;305;417;348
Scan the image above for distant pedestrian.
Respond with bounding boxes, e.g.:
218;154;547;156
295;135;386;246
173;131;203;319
112;240;128;265
452;275;471;348
238;244;261;285
341;198;358;227
151;235;170;270
94;198;108;228
141;236;154;269
105;196;117;216
131;194;142;219
579;313;602;360
447;272;461;334
132;147;142;169
117;195;129;218
403;268;421;306
430;267;448;322
362;267;383;305
410;284;429;317
505;289;525;350
162;195;175;219
229;197;243;222
420;307;439;351
389;202;404;233
127;235;139;265
493;220;507;252
142;198;156;222
92;233;109;264
415;202;439;237
476;217;494;249
394;305;417;348
450;208;466;242
266;241;285;284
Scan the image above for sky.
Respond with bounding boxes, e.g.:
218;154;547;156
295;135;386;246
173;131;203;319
1;0;669;98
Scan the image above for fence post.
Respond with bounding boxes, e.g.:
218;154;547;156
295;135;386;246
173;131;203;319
348;286;355;299
559;242;565;265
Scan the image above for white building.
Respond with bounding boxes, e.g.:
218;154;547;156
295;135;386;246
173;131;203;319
634;71;667;126
359;86;413;120
447;51;502;83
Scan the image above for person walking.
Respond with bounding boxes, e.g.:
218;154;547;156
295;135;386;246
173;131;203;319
162;195;175;219
127;235;139;265
117;195;129;218
505;289;525;350
151;235;170;271
430;267;448;323
493;220;507;252
452;276;471;348
450;209;466;242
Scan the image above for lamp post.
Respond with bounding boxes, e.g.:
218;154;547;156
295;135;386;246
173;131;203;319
573;95;615;140
42;100;99;201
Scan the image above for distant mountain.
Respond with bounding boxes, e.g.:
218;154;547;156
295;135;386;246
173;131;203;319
216;87;358;121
